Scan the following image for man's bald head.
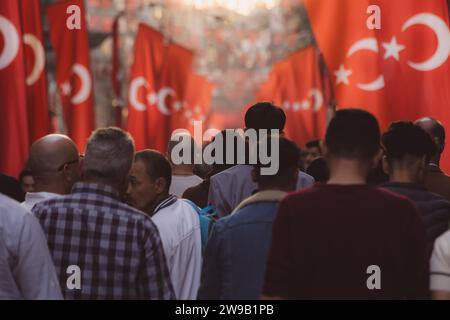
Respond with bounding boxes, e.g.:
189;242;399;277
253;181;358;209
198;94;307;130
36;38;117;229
415;117;446;162
28;134;80;193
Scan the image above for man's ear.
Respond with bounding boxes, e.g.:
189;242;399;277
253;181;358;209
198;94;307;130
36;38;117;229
372;148;383;169
155;177;168;194
381;155;390;175
420;154;428;169
251;168;258;183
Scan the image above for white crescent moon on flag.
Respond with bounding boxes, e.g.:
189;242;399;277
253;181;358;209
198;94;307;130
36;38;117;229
0;15;20;70
71;64;92;105
23;34;45;86
402;13;450;71
157;87;175;116
129;77;148;111
309;89;324;112
347;37;385;91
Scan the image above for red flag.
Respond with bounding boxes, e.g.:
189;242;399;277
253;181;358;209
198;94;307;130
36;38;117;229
47;0;95;151
258;47;329;148
304;0;390;130
159;42;194;152
127;24;164;151
0;1;29;177
173;73;213;137
19;0;50;143
373;0;450;171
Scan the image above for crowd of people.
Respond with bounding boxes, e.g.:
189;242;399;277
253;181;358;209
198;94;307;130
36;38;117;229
1;102;450;300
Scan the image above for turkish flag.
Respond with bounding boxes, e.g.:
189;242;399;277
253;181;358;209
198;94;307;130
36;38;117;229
0;1;29;177
373;0;450;171
258;47;329;148
19;0;50;143
173;73;213;137
305;0;450;171
304;0;390;130
159;42;194;152
47;0;95;151
126;23;164;151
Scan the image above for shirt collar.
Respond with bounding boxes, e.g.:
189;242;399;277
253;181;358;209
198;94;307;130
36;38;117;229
153;194;177;216
71;182;120;200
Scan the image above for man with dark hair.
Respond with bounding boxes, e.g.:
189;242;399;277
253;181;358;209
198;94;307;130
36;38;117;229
198;136;299;300
19;169;34;194
208;102;314;217
381;122;450;257
33;127;174;300
127;150;202;300
0;173;25;202
415;117;450;201
262;109;428;299
22;134;81;211
303;139;323;170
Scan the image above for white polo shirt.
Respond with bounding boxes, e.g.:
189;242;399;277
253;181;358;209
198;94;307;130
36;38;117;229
430;230;450;292
152;195;202;300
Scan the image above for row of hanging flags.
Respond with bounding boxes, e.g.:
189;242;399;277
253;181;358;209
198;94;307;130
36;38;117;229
0;0;213;177
258;0;450;172
1;0;450;176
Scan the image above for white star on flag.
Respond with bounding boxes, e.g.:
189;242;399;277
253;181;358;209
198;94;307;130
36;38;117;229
382;37;405;61
61;81;71;96
301;100;311;110
334;64;352;85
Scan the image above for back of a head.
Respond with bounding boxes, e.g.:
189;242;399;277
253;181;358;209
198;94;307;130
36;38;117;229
84;127;135;185
135;150;172;190
415;117;445;155
245;102;286;131
306;139;322;150
254;136;300;188
28;134;79;185
382;121;436;165
325;109;380;160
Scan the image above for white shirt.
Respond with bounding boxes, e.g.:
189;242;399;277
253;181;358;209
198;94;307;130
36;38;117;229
152;195;202;300
0;193;63;299
21;192;62;212
430;230;450;292
169;175;203;198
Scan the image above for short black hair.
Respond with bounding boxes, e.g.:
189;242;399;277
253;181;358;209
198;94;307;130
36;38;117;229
306;157;329;183
305;139;322;151
254;136;300;186
325;109;380;160
245;102;286;131
19;169;33;183
135;150;172;190
382;121;437;164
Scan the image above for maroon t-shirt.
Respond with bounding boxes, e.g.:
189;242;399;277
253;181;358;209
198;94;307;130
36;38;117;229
263;184;429;299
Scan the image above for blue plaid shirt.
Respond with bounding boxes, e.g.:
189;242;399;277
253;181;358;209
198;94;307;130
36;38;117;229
32;182;175;300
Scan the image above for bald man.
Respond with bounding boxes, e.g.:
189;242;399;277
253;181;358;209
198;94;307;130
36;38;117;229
416;117;450;202
22;134;81;211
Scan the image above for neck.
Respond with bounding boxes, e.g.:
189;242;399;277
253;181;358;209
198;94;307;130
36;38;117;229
327;158;369;185
147;192;171;215
33;182;66;195
172;165;194;176
258;184;292;193
389;171;420;184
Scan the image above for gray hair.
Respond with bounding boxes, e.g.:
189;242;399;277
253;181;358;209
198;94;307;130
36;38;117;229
84;127;135;183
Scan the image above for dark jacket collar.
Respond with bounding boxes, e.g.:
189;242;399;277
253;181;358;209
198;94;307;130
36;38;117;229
381;181;427;191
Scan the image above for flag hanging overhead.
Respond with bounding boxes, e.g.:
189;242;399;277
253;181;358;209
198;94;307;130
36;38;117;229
47;0;95;152
19;0;50;143
0;1;29;177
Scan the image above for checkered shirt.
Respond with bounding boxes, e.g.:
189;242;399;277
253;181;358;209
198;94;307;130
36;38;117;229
32;182;175;300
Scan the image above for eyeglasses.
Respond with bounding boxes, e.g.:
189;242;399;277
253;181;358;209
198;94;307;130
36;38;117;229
57;154;84;172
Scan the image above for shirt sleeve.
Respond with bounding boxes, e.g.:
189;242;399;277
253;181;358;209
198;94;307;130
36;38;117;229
262;198;294;298
197;221;225;299
15;212;63;300
401;200;429;299
140;219;175;300
430;231;450;292
208;175;231;218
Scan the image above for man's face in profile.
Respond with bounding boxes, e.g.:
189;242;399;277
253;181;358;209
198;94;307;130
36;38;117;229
126;160;158;214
